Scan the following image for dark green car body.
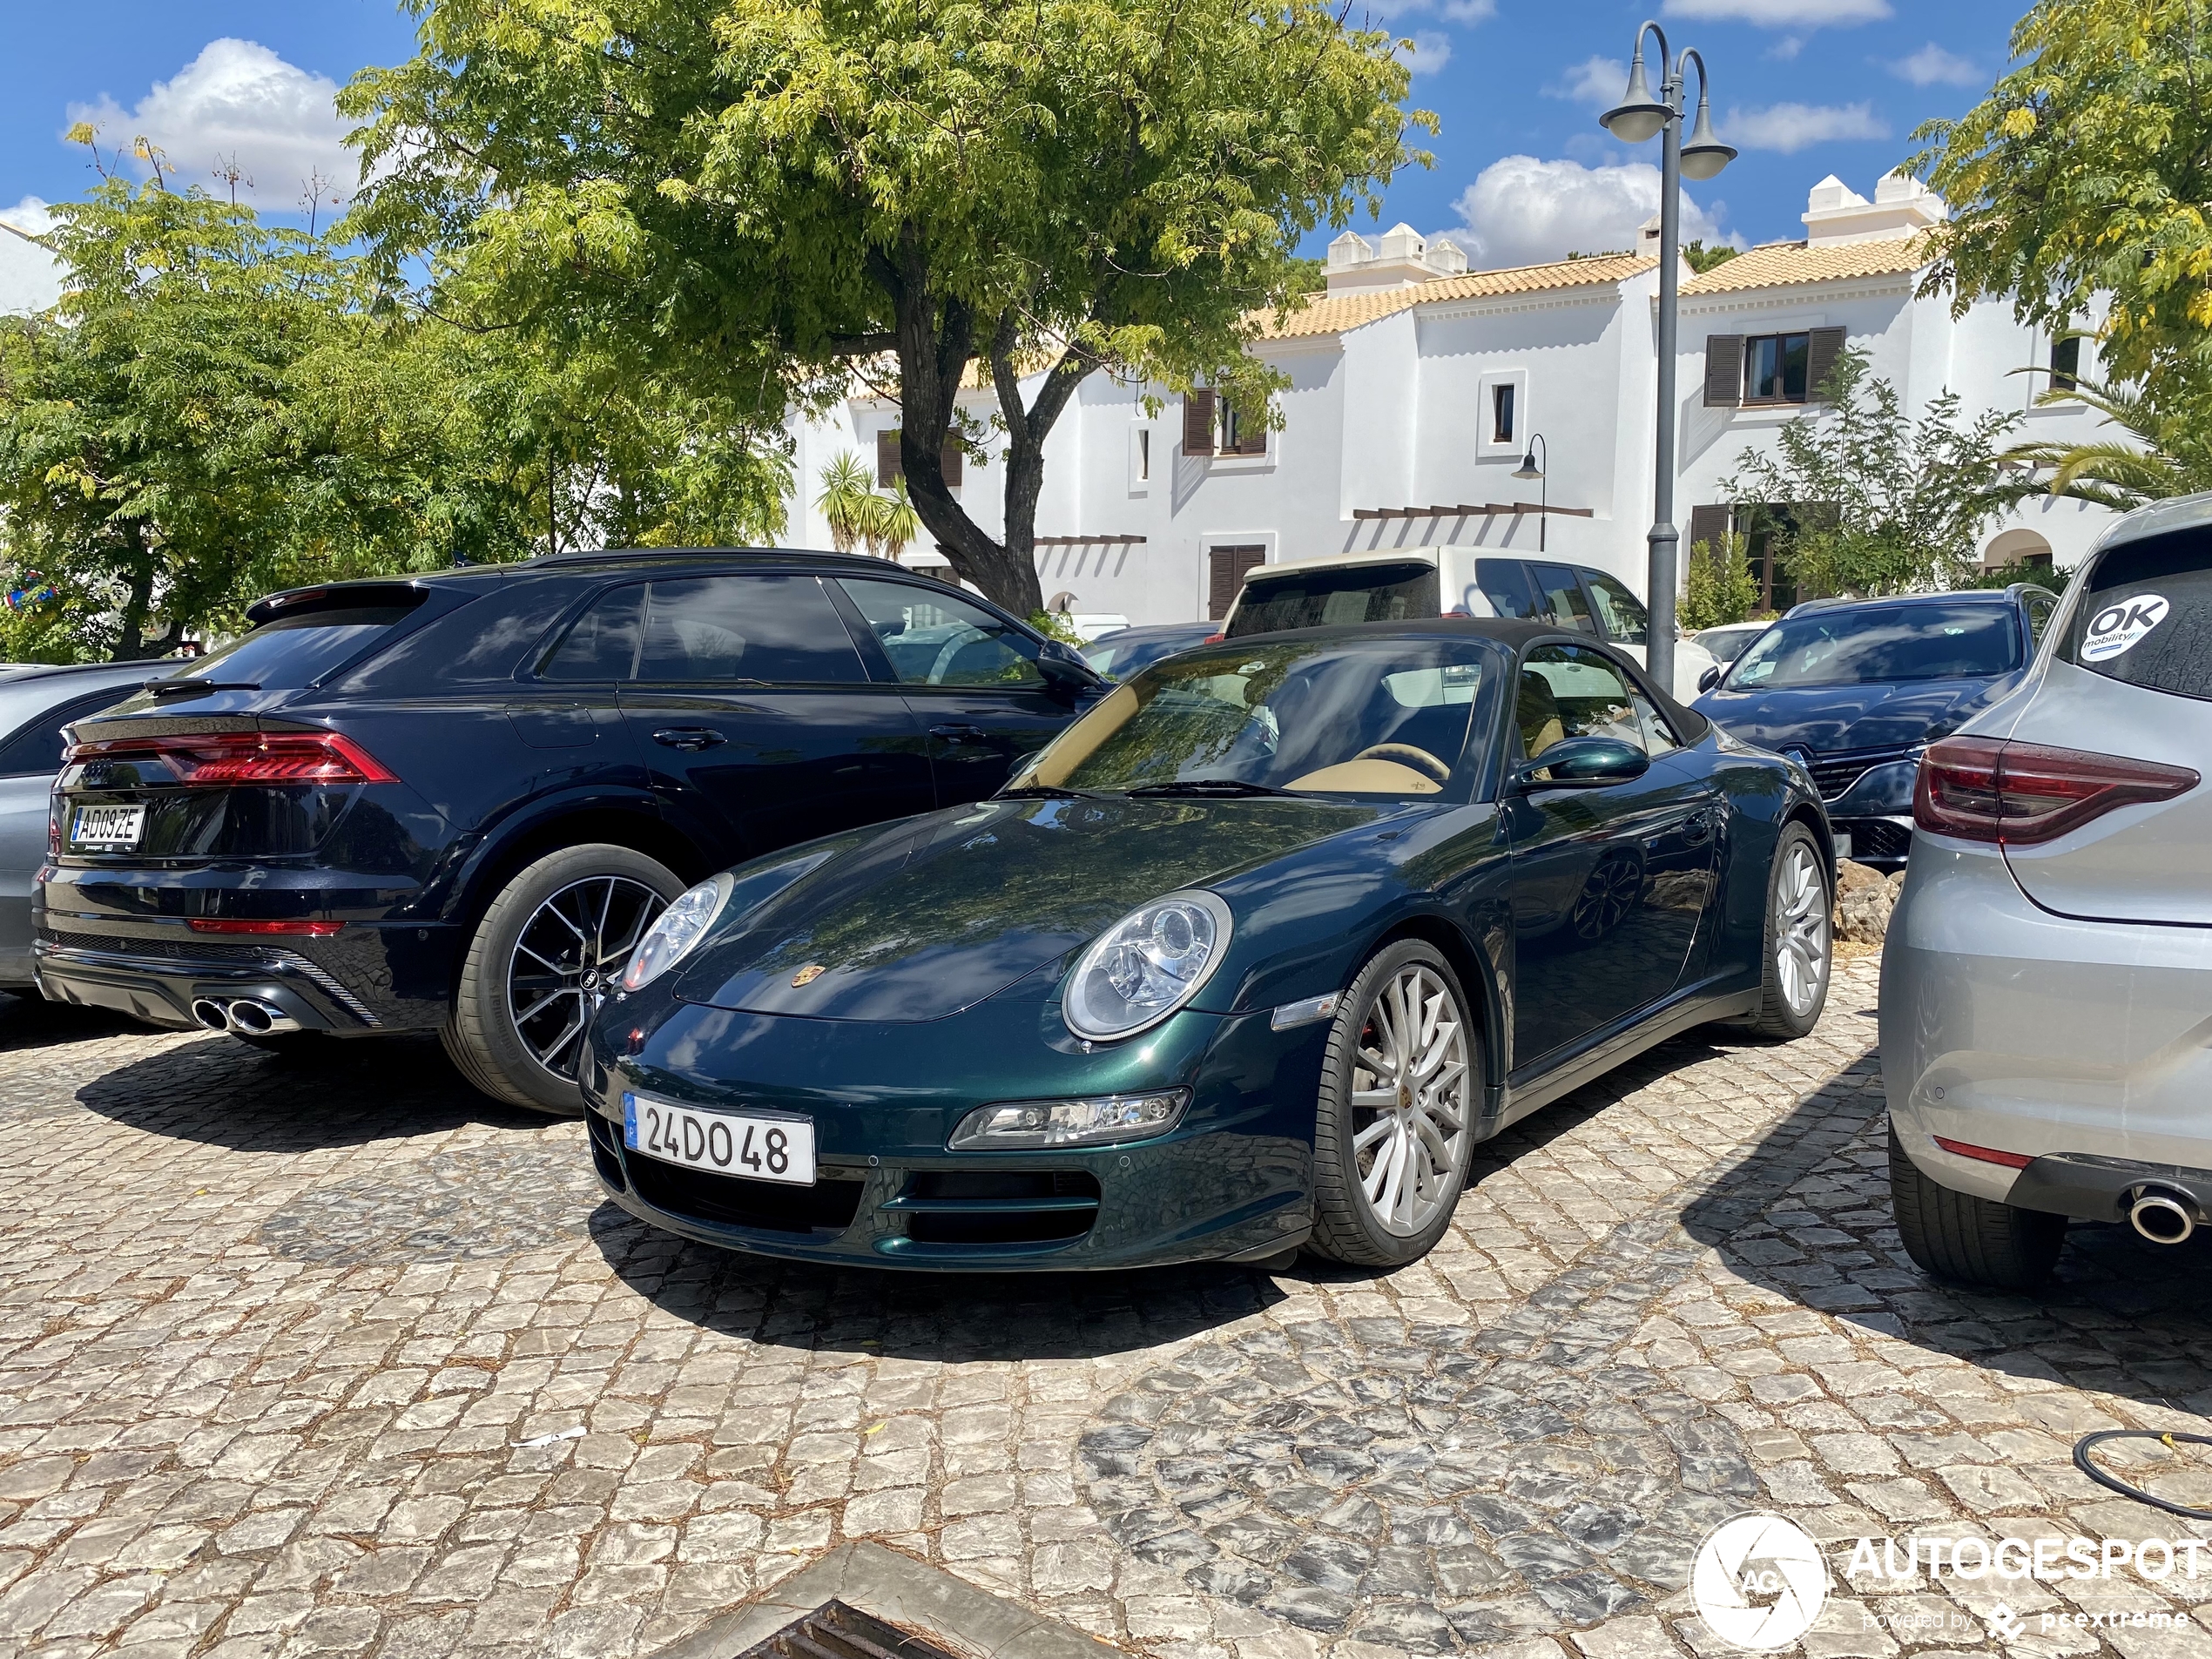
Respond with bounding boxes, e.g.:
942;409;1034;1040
582;621;1828;1270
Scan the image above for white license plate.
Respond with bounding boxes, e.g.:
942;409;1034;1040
71;805;145;849
623;1091;815;1186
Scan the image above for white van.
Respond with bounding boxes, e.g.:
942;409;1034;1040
1221;548;1718;703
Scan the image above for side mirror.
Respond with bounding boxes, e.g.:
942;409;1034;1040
1697;665;1722;694
1516;736;1650;790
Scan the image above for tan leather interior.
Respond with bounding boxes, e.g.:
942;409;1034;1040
1285;759;1443;794
1516;671;1566;759
1023;684;1139;785
1352;742;1451;782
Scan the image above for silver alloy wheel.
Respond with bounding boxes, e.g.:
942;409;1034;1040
507;876;667;1080
1774;840;1831;1017
1349;964;1471;1237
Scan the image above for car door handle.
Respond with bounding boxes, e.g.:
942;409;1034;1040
1683;808;1712;844
651;727;726;752
929;725;994;744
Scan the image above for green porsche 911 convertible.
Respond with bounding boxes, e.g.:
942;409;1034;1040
581;619;1832;1271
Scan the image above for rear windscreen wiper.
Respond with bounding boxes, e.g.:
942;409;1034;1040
142;680;262;698
1123;779;1297;798
995;785;1103;800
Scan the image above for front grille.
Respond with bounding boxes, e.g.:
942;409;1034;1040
626;1155;867;1236
586;1114;626;1190
1806;744;1921;801
1838;819;1912;861
895;1170;1102;1246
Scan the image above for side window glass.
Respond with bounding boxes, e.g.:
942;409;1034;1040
2026;593;2054;646
1474;559;1537;619
0;688;138;776
1583;572;1650;646
839;579;1043;688
543;584;644;681
637;576;865;685
1518;644;1644;759
1528;563;1599;634
1631;690;1680;756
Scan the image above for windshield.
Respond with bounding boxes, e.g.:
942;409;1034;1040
185;604;422;689
1725;602;2020;690
1016;637;1493;797
1224;563;1440;638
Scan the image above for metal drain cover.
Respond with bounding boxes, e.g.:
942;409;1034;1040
734;1600;965;1659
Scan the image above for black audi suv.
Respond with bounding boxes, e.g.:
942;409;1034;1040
35;550;1103;1112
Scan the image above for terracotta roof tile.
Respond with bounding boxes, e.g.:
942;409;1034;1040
1681;234;1931;296
1251;253;1656;340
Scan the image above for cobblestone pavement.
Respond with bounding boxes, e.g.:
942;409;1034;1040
0;958;2208;1659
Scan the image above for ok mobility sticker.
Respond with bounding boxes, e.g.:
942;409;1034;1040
2080;593;2171;662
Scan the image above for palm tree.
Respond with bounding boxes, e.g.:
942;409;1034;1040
1995;361;2212;513
877;478;921;562
814;451;877;553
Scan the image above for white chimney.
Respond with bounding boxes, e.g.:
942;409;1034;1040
1325;223;1473;293
1803;171;1946;246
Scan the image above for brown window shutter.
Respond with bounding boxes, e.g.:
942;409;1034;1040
1230;401;1268;455
1207;545;1266;621
1703;335;1744;408
1688;504;1732;555
876;429;901;487
1184;390;1217;457
940;441;963;487
1806;327;1847;401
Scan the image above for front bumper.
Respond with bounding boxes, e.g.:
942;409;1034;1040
582;996;1323;1271
1881;840;2212;1210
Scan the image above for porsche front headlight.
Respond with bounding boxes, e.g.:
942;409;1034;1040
1062;890;1232;1041
621;873;733;992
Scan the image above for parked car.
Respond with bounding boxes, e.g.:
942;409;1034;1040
581;620;1831;1271
1884;499;2212;1289
1220;549;1720;701
1691;584;2058;868
35;550;1103;1112
1692;621;1770;667
2;661;177;989
1080;622;1218;680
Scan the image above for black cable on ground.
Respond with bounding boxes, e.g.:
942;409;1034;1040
2073;1429;2212;1521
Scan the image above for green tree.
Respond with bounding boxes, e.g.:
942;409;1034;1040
1721;348;2020;599
1911;0;2212;389
1680;531;1760;628
342;0;1428;614
1683;240;1739;275
1994;354;2212;512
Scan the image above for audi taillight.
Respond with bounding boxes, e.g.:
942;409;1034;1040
1914;737;2199;845
64;731;397;786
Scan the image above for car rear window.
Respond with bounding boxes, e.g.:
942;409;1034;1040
187;605;421;689
2062;529;2212;702
1225;563;1440;638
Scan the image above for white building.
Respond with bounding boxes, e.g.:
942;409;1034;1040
783;173;2115;621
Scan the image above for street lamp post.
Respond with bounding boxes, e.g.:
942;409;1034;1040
1600;22;1734;694
1512;435;1548;553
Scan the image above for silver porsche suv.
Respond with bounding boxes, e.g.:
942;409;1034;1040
1883;494;2212;1288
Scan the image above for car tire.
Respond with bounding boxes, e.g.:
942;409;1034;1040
1888;1123;2064;1290
1308;939;1479;1269
1738;819;1831;1041
442;844;685;1116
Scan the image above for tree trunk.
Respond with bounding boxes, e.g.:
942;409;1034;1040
111;520;158;662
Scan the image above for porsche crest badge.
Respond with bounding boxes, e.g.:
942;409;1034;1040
790;963;827;988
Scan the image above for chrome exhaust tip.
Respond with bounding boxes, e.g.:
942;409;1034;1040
190;998;232;1032
2128;1190;2196;1246
223;999;300;1036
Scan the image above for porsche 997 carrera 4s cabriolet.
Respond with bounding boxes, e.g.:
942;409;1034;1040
581;620;1833;1271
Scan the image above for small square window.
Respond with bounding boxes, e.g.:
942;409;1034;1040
2052;335;2081;392
1743;333;1811;403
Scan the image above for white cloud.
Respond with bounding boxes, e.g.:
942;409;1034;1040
1725;100;1891;152
1446;155;1735;271
1545;56;1628;108
66;39;356;211
1891;42;1980;86
1768;36;1805;60
0;199;64;316
1664;0;1890;24
1395;30;1454;75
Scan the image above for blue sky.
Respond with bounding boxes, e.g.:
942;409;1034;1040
1;0;2028;271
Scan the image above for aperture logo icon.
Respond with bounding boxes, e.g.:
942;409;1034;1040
1692;1513;1831;1650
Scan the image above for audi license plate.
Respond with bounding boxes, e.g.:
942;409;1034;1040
623;1091;815;1186
70;804;145;850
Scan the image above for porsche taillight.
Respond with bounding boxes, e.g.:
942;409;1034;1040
63;731;397;786
1914;737;2199;845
